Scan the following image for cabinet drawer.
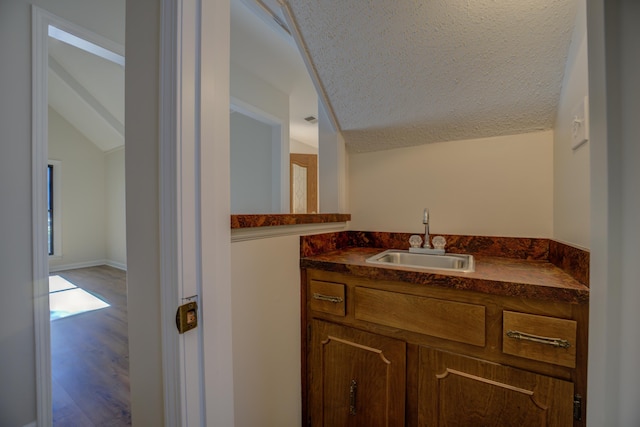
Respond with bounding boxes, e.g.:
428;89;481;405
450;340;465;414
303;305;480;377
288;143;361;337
309;280;346;316
503;311;577;368
354;287;485;347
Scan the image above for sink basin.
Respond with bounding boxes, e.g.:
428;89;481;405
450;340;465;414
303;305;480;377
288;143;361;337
365;249;475;273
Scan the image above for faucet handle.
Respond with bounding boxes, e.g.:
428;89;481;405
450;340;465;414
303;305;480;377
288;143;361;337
432;236;446;250
409;235;423;248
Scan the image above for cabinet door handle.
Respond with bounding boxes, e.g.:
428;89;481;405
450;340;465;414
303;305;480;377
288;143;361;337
506;330;571;349
349;379;358;416
312;293;343;304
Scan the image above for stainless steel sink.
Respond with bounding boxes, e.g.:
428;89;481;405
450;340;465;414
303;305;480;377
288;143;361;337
365;249;475;273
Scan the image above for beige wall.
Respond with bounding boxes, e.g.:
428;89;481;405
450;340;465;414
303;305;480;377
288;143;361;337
231;236;302;426
290;138;318;155
348;131;554;238
48;107;107;270
553;0;590;249
106;147;126;268
48;108;126;271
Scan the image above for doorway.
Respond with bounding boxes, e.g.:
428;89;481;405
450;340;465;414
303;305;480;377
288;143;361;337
290;153;318;213
48;23;129;426
33;7;128;425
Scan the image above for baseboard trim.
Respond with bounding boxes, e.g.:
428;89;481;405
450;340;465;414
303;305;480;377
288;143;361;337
105;260;127;271
49;259;127;273
49;259;106;272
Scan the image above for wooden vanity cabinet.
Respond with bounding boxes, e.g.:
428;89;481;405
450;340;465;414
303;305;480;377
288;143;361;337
419;347;574;426
308;319;406;427
303;269;588;427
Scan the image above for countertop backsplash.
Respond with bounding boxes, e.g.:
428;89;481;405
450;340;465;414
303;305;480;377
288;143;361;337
301;231;589;287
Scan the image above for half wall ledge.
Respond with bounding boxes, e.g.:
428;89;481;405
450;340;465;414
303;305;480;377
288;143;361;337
231;213;351;229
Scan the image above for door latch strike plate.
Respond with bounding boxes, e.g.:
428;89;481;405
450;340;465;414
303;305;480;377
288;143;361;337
176;301;198;334
573;394;582;421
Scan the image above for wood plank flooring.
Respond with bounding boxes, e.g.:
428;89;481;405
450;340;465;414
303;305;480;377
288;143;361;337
51;265;131;426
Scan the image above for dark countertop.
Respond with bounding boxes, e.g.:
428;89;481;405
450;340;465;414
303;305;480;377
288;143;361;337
231;213;351;229
301;246;589;304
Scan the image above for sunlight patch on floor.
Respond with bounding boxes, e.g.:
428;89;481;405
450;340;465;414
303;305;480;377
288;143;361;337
49;275;110;321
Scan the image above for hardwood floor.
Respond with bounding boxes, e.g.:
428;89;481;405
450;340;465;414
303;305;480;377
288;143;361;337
51;265;131;426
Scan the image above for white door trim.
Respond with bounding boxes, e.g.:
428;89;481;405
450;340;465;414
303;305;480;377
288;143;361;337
33;7;122;425
161;0;207;423
160;0;235;425
31;7;52;426
158;0;183;424
199;0;236;424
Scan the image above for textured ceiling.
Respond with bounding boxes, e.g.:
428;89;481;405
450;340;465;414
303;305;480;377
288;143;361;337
284;0;579;152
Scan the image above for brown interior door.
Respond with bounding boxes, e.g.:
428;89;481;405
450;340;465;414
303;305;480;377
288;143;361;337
290;153;318;213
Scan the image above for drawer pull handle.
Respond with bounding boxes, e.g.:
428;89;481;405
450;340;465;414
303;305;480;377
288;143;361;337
349;379;358;415
313;293;343;304
506;330;571;349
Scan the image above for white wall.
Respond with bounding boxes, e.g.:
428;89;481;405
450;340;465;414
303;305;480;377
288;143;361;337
230;65;289;126
231;112;275;213
290;138;318;155
125;0;164;424
231;236;302;426
230;65;290;213
106;147;126;268
318;101;349;213
554;0;590;249
348;131;554;237
48;107;107;270
0;2;36;425
587;0;640;425
615;5;640;423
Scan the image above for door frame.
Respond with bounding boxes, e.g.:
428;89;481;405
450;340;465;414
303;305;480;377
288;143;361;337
159;0;234;423
32;4;217;425
31;7;128;426
34;1;235;425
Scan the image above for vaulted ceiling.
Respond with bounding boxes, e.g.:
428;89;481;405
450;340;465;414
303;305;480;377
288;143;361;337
48;36;124;152
48;0;579;155
48;0;318;152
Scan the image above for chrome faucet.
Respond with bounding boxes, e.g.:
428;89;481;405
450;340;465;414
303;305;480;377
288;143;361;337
408;208;446;255
422;208;432;249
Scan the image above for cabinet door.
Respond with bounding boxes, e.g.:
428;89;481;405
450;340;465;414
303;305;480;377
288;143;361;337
309;320;406;427
419;347;574;427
